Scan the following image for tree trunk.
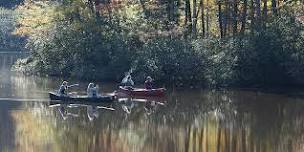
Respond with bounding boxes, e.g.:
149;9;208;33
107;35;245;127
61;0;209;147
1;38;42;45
272;0;277;15
233;0;238;35
250;0;255;34
167;0;175;22
194;1;202;31
192;0;197;37
240;0;247;34
185;0;192;34
200;0;205;37
223;1;228;36
256;0;261;26
206;0;210;36
262;0;267;19
218;0;224;38
94;0;101;19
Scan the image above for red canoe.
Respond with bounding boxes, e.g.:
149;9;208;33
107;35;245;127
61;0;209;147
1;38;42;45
118;86;166;97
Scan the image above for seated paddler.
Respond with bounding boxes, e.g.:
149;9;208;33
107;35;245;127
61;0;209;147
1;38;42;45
144;76;154;89
58;81;68;96
121;74;134;88
87;83;99;98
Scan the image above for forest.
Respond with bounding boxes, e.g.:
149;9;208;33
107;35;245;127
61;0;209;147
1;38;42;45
2;0;304;87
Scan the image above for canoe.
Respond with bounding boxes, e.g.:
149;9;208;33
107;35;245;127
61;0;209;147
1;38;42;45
118;86;166;97
49;92;115;103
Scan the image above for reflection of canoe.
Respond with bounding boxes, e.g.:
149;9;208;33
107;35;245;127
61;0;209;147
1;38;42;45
118;97;166;106
118;86;166;97
49;92;115;103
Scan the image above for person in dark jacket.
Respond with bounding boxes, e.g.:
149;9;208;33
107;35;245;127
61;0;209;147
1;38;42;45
58;81;68;96
144;76;153;89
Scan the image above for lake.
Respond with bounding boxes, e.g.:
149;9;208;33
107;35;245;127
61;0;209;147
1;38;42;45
0;71;304;152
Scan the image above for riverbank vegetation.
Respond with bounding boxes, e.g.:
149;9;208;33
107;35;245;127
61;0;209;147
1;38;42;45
0;7;25;51
10;0;304;88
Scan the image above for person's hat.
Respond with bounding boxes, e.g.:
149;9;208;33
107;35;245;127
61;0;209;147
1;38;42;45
88;83;94;87
147;76;152;80
62;81;68;85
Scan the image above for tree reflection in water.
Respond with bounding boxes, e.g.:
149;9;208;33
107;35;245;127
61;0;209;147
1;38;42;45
1;74;304;151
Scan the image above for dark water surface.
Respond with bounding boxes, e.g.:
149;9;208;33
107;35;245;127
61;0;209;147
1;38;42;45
1;72;304;152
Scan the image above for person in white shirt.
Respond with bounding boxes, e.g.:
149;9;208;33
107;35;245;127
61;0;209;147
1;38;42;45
87;83;99;97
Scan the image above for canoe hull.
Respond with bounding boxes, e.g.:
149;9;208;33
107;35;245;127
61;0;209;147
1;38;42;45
49;92;115;103
118;86;166;97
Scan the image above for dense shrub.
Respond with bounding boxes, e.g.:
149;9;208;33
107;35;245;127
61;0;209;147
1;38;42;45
12;0;304;88
234;12;304;87
133;37;206;87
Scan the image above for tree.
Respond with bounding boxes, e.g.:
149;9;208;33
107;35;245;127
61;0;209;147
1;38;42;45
272;0;277;15
233;0;238;35
200;0;205;37
262;0;267;19
185;0;192;33
206;0;210;36
218;0;224;37
240;0;247;34
192;0;197;36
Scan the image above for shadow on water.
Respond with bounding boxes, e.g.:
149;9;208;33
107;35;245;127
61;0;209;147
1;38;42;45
0;100;20;151
0;65;18;151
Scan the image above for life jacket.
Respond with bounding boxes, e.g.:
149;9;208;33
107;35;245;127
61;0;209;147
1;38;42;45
145;81;153;89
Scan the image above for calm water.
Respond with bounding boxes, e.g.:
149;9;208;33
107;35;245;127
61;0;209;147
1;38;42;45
1;72;304;152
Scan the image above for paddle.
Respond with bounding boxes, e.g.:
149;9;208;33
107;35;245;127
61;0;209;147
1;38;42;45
97;106;115;111
67;84;79;88
49;104;61;108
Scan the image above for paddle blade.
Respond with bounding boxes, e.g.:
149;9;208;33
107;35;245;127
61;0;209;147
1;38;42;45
68;84;79;88
97;106;115;111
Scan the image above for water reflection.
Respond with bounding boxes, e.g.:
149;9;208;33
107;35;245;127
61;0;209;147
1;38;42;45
57;104;80;120
144;100;157;115
120;98;135;114
87;105;99;121
1;75;304;151
0;101;18;151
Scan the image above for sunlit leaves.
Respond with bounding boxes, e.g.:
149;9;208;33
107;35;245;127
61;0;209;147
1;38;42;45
0;7;24;50
15;0;58;37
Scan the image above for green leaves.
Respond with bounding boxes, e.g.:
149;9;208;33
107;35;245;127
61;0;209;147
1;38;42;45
12;0;304;88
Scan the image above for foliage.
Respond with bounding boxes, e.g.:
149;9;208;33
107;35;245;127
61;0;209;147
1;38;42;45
0;7;25;51
14;0;135;80
134;37;206;87
12;0;304;88
234;10;304;87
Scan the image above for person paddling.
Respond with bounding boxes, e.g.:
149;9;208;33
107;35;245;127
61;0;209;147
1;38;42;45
121;74;134;87
87;83;99;98
58;81;68;96
58;81;79;96
144;76;154;89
